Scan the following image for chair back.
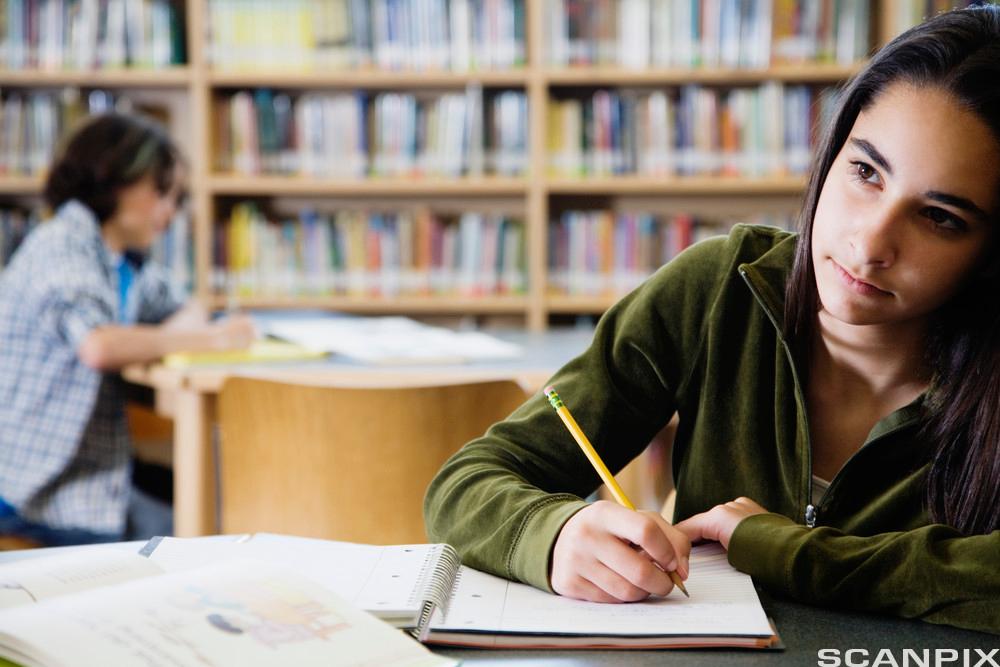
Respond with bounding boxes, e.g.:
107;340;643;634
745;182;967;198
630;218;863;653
217;377;530;544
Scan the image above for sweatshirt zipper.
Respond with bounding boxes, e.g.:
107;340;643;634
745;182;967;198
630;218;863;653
738;266;817;528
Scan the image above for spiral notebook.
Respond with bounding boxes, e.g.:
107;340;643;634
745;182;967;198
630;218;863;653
141;534;780;649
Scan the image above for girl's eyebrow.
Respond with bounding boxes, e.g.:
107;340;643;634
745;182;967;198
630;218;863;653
850;136;990;223
850;137;893;175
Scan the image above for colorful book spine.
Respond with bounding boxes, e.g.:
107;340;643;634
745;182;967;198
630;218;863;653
546;0;873;68
548;210;795;295
0;88;146;176
215;87;527;178
215;202;527;299
206;0;524;71
547;83;822;178
0;0;183;70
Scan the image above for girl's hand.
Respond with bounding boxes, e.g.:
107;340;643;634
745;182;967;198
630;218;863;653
551;500;691;603
674;497;768;550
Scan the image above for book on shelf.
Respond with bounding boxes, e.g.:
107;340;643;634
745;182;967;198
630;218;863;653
0;546;456;667
545;0;871;68
0;89;170;177
214;85;525;179
206;0;524;72
547;83;828;178
142;533;781;650
215;203;527;299
0;0;183;71
548;212;795;296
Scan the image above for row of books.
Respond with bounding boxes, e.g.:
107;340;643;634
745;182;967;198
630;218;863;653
0;89;127;176
0;0;183;71
547;83;835;178
214;203;527;298
547;0;872;68
207;0;525;72
149;210;193;293
215;87;527;178
892;1;982;35
549;210;795;295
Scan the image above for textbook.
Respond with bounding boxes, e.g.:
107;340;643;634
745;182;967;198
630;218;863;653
143;533;781;649
0;548;456;667
162;340;327;368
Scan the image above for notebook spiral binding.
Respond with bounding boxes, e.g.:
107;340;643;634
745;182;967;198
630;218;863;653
412;543;462;641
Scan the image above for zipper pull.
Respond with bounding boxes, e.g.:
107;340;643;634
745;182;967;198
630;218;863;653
805;504;817;528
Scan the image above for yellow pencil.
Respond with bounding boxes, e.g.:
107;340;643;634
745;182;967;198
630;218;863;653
544;384;689;598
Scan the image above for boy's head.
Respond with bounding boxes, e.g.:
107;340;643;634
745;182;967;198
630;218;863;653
44;112;187;251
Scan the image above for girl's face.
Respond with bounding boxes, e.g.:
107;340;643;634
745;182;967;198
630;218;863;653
811;82;999;330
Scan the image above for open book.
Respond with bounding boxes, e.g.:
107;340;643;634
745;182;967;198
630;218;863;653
143;533;781;649
258;316;523;365
0;547;456;667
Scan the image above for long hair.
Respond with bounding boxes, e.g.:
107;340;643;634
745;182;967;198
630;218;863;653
44;112;184;223
784;6;1000;535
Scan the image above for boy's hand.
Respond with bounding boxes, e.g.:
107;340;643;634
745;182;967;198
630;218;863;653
551;500;690;603
674;497;768;550
210;315;256;350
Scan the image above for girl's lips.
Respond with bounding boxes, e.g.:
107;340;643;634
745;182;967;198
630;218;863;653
832;261;893;297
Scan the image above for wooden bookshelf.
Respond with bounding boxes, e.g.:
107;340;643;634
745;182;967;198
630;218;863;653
0;0;915;331
211;295;531;315
0;174;44;195
208;175;529;196
0;67;192;87
207;69;530;89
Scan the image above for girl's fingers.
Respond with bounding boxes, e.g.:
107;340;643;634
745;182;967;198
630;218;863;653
597;538;675;597
583;559;652;603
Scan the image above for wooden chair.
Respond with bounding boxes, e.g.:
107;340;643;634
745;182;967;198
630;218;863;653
216;377;531;544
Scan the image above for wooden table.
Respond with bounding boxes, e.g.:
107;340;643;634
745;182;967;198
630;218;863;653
123;328;596;537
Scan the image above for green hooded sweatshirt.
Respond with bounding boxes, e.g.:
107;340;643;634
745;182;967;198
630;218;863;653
424;224;1000;635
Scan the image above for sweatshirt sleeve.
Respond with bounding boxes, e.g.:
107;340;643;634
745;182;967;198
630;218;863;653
424;234;732;593
728;513;1000;635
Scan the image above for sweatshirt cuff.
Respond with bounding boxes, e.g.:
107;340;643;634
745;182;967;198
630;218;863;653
727;512;807;589
508;496;589;593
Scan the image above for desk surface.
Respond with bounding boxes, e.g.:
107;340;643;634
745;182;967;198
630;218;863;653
124;327;597;393
432;592;996;665
0;546;993;664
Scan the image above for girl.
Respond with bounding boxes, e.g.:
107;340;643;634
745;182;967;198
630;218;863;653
424;6;1000;634
0;113;255;546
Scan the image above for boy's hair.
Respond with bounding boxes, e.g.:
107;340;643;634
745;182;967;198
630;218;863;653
784;6;1000;535
44;112;184;223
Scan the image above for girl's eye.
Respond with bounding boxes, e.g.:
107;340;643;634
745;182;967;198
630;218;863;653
849;160;880;185
923;207;967;233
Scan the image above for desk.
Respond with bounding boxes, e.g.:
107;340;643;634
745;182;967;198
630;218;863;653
122;328;596;537
432;592;997;664
0;546;994;664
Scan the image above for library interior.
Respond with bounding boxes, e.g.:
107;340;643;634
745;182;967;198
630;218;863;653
0;1;996;665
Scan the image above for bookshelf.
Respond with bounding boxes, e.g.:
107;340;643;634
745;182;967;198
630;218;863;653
0;0;956;331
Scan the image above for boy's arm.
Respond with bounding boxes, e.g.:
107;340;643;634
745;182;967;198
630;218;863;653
77;316;255;371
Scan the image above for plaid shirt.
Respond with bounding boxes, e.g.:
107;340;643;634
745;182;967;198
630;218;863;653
0;200;181;534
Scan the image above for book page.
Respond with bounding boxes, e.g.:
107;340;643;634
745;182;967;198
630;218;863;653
262;316;522;365
0;550;161;609
0;559;456;667
434;543;773;637
146;535;448;621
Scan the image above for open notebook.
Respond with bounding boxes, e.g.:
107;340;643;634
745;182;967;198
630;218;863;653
0;548;455;667
142;533;780;649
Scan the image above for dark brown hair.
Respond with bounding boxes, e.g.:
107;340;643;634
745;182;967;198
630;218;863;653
44;112;184;223
784;6;1000;535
